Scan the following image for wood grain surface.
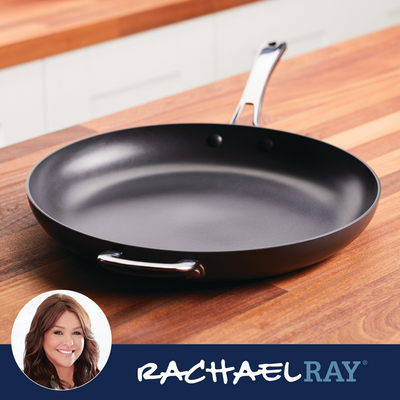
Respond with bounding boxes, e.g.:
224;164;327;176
1;25;400;344
0;0;260;69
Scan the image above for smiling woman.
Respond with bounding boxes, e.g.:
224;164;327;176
23;294;101;390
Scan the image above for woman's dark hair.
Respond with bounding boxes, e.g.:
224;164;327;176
23;293;100;389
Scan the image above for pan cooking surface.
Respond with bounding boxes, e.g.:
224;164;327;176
54;170;344;251
28;125;379;253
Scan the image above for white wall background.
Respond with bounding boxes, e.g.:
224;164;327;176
1;0;400;147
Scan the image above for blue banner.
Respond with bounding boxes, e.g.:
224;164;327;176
2;344;398;399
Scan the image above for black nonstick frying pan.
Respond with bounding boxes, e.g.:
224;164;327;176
26;42;380;280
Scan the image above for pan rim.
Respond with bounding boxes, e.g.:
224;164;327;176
26;122;381;254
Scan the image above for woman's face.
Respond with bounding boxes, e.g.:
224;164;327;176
43;311;84;371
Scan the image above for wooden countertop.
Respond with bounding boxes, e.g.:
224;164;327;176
0;0;260;69
1;24;400;344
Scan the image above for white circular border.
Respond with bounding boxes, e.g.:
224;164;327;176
11;290;112;375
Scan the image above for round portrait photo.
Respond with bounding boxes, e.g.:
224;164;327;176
11;290;112;390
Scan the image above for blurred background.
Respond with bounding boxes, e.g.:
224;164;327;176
0;0;399;148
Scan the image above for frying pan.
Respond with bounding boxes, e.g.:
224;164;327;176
26;42;380;280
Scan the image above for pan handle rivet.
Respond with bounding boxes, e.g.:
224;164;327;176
259;138;274;151
207;133;223;148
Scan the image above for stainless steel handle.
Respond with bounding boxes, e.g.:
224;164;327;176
231;41;286;127
97;251;205;279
